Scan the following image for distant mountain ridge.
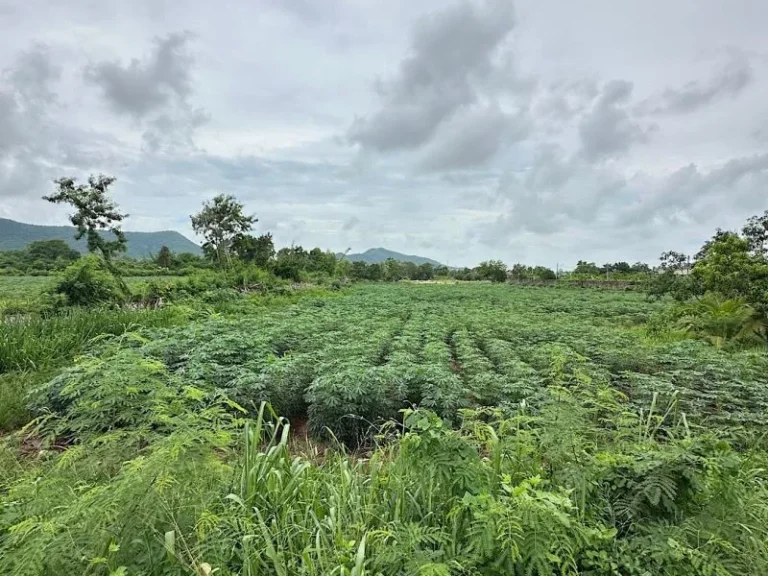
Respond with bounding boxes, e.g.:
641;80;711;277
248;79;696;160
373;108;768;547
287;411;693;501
0;218;202;259
339;247;443;267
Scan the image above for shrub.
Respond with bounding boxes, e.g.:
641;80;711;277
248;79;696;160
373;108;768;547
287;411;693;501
49;255;126;308
677;293;766;349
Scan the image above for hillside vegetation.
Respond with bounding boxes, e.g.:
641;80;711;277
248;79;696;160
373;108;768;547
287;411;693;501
0;218;202;258
340;247;444;266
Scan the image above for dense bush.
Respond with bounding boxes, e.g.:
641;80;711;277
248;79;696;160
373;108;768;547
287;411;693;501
49;255;127;307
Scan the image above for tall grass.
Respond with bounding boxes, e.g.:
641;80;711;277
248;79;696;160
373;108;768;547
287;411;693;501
0;306;186;373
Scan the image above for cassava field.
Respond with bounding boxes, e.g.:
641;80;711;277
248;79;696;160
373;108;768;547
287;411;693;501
2;283;768;575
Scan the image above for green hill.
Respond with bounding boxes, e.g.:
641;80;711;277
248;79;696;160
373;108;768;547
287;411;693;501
339;247;443;266
0;218;202;259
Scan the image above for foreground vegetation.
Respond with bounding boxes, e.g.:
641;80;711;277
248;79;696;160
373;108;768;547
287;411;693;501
1;178;767;574
1;284;767;575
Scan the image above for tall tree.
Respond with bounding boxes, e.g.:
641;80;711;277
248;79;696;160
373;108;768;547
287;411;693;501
190;194;256;267
43;175;128;262
742;210;768;257
156;245;174;269
476;260;508;283
233;233;275;268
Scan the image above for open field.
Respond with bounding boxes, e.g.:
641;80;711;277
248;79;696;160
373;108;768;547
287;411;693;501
124;282;768;436
2;283;767;575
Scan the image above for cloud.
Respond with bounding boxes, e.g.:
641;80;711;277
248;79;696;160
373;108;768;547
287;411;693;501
348;0;519;167
0;44;60;153
619;152;768;226
639;53;753;115
1;0;767;268
578;80;652;161
5;44;60;108
342;216;360;231
85;32;194;118
84;32;207;153
0;44;65;203
417;103;528;172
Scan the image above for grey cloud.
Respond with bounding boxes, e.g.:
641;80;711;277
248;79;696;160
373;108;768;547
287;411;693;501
536;79;598;119
578;80;652;161
0;44;64;199
342;216;360;231
85;32;194;118
0;44;60;153
141;107;209;154
6;44;60;108
270;0;334;23
348;0;516;154
0;92;24;153
85;32;208;153
639;54;753;116
417;103;528;172
492;146;632;238
621;153;768;226
481;151;768;263
753;124;768;144
523;145;573;191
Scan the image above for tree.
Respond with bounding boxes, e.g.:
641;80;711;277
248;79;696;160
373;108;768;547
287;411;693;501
43;175;128;262
692;231;768;303
415;263;435;280
156;245;174;269
190;194;256;267
27;240;79;264
659;251;689;272
382;258;405;282
532;266;556;280
476;260;508;283
307;247;337;276
630;262;651;274
273;246;308;281
742;210;768;257
573;261;601;276
610;261;631;274
350;261;368;280
233;233;275;268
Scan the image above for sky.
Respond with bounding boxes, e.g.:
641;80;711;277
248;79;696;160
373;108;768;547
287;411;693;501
0;0;767;268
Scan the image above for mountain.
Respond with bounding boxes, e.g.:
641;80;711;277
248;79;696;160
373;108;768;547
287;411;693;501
339;247;444;267
0;218;202;259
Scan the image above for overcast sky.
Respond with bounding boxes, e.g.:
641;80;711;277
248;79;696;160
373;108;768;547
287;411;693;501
1;0;767;267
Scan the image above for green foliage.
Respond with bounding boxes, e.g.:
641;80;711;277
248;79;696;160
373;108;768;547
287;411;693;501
233;232;275;267
27;239;79;264
742;209;768;257
43;174;128;262
155;245;174;268
50;255;127;307
0;304;186;373
476;259;508;282
676;293;766;348
2;284;768;575
191;194;257;267
510;263;557;280
0;371;46;431
691;230;768;308
0;216;202;259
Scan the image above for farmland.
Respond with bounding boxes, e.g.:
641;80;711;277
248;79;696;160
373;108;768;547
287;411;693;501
1;283;768;575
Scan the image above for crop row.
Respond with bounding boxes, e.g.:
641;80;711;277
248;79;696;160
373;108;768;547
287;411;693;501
38;284;768;445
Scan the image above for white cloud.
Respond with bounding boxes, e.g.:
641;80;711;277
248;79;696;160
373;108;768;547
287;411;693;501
0;0;767;267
